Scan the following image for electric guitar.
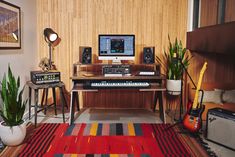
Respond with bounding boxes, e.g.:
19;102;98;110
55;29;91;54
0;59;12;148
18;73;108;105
183;62;207;133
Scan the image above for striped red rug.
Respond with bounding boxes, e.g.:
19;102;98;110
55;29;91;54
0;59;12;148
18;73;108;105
0;123;210;157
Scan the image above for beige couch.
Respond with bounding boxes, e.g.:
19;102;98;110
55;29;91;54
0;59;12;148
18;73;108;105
188;83;235;121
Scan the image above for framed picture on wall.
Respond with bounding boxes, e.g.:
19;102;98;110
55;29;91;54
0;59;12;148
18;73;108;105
0;1;21;49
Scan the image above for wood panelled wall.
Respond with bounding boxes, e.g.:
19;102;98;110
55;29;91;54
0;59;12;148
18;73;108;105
188;52;235;87
36;0;188;108
225;0;235;22
200;0;235;27
200;0;219;27
190;0;235;85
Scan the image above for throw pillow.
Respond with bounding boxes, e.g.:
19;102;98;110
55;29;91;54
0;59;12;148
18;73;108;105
198;90;223;104
222;90;235;103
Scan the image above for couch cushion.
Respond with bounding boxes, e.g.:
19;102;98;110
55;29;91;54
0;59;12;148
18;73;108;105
223;90;235;103
200;90;223;104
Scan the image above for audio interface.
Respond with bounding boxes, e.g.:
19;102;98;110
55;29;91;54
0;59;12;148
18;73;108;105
30;70;61;84
102;65;131;76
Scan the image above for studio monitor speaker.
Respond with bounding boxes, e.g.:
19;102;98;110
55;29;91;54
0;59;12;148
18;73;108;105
206;108;235;150
79;46;92;64
143;47;155;64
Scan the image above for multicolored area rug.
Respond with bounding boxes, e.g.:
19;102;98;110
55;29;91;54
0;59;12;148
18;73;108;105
0;123;210;157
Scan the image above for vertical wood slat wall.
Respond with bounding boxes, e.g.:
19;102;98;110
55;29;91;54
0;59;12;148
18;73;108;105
36;0;188;108
191;0;235;86
200;0;235;27
225;0;235;22
188;52;235;86
200;0;219;27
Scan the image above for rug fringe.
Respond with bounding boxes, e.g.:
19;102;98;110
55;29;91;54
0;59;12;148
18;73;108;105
195;135;218;157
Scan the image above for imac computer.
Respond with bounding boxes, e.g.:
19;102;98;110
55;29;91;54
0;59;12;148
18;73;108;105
98;34;135;63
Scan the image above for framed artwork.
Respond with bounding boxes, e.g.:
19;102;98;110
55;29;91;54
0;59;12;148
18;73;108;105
0;1;21;49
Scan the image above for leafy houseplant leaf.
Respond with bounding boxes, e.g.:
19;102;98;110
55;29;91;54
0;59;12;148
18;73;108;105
0;66;27;127
156;36;192;80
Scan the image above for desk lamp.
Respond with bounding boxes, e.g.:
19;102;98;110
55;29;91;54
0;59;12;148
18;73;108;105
43;28;61;70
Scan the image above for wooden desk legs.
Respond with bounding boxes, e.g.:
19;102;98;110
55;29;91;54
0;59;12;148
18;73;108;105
69;91;79;125
153;91;166;123
158;91;165;123
153;92;158;112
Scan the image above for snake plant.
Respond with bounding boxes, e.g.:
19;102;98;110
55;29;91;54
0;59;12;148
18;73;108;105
0;66;27;127
156;35;191;80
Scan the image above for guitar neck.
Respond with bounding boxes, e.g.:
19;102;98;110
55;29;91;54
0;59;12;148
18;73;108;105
192;62;207;109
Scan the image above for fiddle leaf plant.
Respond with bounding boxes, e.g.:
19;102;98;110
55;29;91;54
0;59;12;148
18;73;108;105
156;35;192;80
0;66;27;127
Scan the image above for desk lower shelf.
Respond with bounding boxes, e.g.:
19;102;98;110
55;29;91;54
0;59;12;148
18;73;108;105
69;83;166;125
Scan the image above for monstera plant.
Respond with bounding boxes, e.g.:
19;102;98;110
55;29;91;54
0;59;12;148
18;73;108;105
157;36;191;95
0;66;27;146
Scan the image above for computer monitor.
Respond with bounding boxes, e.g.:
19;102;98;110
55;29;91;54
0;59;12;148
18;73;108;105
98;34;135;63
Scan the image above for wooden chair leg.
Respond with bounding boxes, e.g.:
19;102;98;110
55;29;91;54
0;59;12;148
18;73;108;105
52;87;57;115
44;89;49;114
40;89;46;108
59;87;65;123
28;87;32;119
34;89;39;127
62;86;68;109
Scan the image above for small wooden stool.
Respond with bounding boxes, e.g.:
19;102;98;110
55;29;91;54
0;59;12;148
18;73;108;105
27;81;67;127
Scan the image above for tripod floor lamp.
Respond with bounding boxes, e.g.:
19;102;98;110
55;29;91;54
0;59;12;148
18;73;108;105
43;28;61;70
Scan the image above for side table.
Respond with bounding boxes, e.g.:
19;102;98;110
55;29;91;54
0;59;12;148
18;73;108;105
27;81;67;126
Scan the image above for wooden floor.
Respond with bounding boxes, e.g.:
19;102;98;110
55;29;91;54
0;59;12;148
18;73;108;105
1;108;235;157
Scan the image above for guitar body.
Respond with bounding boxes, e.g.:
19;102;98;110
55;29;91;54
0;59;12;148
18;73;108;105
183;101;205;133
182;62;207;133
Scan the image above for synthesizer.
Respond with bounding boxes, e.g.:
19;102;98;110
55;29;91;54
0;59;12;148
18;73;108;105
84;80;150;89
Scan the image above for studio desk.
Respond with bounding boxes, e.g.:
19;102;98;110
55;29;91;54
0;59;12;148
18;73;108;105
69;63;166;125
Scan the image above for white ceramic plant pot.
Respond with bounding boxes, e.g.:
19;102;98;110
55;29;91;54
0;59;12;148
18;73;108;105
166;79;182;95
0;121;26;146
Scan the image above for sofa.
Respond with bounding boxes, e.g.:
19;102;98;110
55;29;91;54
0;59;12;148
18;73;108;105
187;82;235;121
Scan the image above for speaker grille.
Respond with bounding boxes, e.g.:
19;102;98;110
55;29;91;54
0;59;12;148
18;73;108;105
79;47;92;64
143;47;155;64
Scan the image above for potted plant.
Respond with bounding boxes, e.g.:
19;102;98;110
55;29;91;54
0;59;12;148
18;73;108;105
0;66;27;146
156;36;191;95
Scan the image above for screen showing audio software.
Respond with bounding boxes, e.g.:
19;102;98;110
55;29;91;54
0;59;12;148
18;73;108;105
99;35;135;56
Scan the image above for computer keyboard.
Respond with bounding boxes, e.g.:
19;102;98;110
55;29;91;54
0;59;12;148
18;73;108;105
89;81;150;88
139;71;155;75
